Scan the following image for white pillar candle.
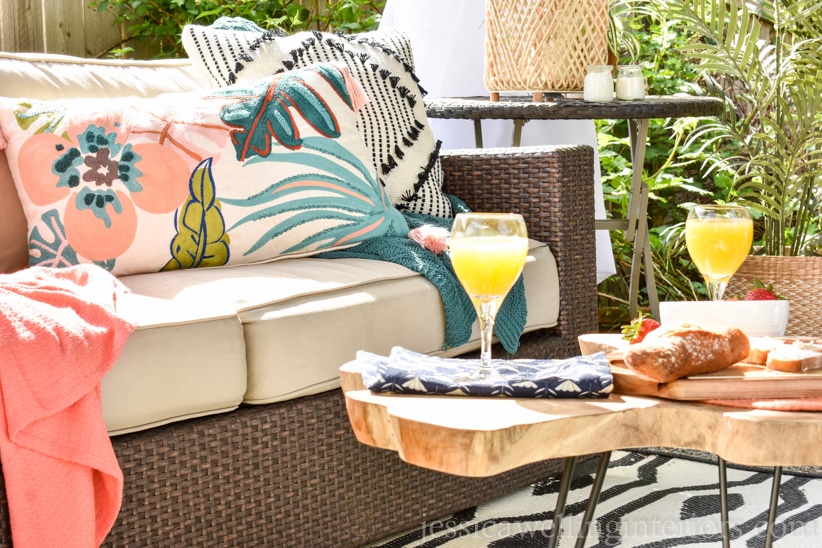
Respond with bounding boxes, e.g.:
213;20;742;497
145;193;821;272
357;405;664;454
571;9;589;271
583;65;614;102
616;65;646;100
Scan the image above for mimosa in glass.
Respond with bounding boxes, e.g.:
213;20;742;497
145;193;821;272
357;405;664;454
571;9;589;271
449;213;528;379
685;205;753;301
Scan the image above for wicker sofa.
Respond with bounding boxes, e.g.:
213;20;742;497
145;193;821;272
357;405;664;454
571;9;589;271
0;51;598;547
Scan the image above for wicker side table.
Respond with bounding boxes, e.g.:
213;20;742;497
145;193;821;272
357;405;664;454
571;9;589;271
426;95;724;319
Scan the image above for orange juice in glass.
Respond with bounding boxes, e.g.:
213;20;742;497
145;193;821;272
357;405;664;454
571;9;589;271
685;205;753;300
449;236;529;299
449;213;528;379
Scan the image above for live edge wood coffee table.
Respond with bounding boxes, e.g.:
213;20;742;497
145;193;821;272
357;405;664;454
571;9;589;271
340;360;822;548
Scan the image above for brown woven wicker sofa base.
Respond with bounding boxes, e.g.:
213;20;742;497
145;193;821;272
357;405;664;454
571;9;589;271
0;360;586;547
103;387;579;547
0;146;598;546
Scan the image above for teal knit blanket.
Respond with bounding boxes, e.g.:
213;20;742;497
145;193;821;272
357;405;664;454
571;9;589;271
317;203;527;354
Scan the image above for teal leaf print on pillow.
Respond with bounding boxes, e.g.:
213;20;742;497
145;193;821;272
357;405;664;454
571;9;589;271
29;209;81;268
223;134;407;256
218;67;349;160
310;63;354;109
215;62;408;260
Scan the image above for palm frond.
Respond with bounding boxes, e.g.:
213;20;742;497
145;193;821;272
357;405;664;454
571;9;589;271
648;0;822;255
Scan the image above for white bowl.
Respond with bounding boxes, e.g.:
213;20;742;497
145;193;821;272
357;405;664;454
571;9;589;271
659;300;790;337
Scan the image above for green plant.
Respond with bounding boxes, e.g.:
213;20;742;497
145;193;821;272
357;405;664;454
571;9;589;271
89;0;385;58
645;0;822;256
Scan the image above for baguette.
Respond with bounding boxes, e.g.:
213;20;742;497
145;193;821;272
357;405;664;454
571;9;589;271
623;323;750;383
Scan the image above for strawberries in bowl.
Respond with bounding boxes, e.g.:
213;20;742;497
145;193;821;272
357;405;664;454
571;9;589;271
742;279;783;301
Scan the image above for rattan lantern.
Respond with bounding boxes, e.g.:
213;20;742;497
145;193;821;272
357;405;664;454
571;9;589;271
484;0;610;101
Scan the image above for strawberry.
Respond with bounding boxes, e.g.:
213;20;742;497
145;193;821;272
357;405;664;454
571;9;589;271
743;278;779;301
621;314;661;344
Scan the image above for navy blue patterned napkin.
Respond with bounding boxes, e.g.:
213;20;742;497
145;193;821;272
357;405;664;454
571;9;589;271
358;347;613;398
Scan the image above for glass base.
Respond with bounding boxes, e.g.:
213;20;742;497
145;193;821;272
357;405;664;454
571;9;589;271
454;361;519;383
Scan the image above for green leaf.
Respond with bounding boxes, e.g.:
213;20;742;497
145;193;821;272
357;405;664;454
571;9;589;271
163;158;230;271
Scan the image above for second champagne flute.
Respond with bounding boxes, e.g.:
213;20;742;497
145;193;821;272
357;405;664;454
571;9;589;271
685;204;753;301
449;212;528;380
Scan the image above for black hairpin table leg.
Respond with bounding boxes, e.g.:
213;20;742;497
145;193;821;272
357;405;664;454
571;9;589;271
718;457;731;548
764;466;783;548
548;456;578;548
574;451;612;548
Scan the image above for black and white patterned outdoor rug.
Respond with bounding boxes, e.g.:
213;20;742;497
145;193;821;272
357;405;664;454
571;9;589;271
367;450;822;547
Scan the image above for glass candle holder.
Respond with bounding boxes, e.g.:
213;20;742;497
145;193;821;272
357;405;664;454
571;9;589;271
616;65;646;100
583;65;614;102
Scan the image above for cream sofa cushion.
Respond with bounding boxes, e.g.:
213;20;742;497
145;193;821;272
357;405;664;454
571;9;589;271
119;240;558;408
103;294;248;435
0;52;207;101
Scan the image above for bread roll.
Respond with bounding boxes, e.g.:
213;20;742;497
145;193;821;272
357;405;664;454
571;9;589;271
623;324;750;383
743;337;783;365
766;346;822;372
764;340;822;372
742;337;822;372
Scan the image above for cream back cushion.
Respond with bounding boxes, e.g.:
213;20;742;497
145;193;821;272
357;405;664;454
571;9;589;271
0;52;209;273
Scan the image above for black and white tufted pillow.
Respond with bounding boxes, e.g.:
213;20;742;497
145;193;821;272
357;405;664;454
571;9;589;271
182;18;452;217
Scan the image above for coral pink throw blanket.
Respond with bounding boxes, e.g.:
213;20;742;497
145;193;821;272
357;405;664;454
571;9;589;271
0;264;133;547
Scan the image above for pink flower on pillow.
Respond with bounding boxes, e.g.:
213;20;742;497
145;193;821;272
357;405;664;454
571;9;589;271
19;123;190;261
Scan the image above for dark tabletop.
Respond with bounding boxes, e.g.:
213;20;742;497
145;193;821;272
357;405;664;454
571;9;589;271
424;95;724;121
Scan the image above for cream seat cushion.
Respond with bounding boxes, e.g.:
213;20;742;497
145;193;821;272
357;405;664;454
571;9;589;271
117;240;558;413
103;294;248;435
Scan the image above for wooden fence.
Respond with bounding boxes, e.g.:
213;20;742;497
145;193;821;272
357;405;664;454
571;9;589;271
0;0;129;57
0;0;333;59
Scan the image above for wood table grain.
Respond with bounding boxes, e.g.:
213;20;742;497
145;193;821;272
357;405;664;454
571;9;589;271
340;361;822;477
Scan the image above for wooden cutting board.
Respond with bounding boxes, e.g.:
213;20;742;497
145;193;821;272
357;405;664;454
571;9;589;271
608;360;822;400
580;333;822;400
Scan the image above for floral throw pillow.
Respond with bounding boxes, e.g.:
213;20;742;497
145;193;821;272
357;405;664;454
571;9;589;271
0;63;408;276
181;18;452;218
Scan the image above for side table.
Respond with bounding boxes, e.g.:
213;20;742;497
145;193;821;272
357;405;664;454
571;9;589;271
425;95;723;319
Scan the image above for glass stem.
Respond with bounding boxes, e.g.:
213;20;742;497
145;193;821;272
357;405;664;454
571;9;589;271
476;299;498;378
707;280;728;301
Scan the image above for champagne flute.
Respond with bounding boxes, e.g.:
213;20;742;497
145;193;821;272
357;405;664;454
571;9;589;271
449;212;529;379
685;205;753;301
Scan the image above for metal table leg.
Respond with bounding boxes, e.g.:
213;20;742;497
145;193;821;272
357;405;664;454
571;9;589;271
719;458;783;548
548;456;578;547
642;218;660;320
543;452;612;548
513;119;525;147
718;457;731;548
473;117;525;147
764;466;783;548
473;119;483;148
626;119;649;243
574;451;612;548
628;185;650;321
625;119;660;319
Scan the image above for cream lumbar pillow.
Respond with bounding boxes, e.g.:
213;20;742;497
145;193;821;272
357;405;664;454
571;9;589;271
0;63;408;276
181;17;452;218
